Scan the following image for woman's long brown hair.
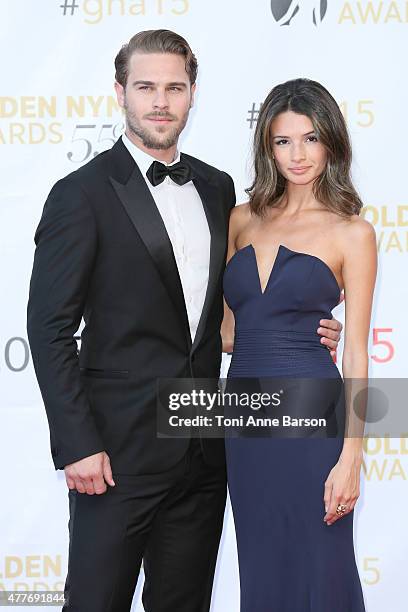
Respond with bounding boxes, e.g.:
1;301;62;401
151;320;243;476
246;78;363;217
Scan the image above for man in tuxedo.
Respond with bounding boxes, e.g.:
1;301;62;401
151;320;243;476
27;29;342;611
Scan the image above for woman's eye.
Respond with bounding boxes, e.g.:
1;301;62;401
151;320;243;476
276;139;288;145
306;135;318;142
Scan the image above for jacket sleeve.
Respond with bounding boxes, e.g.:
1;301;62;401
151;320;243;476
222;171;237;211
27;177;105;469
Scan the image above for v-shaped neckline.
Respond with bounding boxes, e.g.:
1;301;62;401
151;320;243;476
244;243;341;296
249;244;283;295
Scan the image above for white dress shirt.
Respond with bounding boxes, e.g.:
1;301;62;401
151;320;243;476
122;134;211;343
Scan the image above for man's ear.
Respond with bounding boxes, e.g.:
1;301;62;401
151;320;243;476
190;83;197;109
114;81;125;108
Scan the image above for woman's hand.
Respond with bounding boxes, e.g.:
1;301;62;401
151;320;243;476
323;451;363;526
317;309;343;360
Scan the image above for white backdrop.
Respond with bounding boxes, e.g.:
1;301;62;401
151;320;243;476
1;1;407;610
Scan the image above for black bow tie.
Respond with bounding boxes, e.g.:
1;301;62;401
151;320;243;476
146;160;193;187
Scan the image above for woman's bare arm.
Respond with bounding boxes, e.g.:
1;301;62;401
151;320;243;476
324;216;377;525
221;204;250;353
341;217;377;451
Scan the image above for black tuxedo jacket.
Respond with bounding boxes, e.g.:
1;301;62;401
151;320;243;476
27;138;235;474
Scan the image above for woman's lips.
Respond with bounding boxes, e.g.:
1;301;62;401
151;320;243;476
288;166;312;174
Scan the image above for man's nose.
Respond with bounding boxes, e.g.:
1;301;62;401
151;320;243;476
152;89;169;110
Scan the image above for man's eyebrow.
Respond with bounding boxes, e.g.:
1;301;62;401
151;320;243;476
167;82;188;87
132;80;155;86
131;80;188;87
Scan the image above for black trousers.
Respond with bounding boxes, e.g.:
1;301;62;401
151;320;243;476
62;439;227;612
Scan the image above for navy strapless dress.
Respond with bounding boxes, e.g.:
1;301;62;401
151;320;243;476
223;244;366;612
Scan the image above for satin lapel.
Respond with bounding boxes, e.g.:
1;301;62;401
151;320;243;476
109;163;191;347
191;172;227;353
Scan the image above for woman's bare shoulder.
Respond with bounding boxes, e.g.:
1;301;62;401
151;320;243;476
337;214;376;245
329;215;376;270
229;202;252;232
230;201;251;218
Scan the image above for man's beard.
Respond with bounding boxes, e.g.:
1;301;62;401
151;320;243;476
124;102;190;151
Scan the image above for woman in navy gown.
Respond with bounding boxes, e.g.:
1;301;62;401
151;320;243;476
222;79;377;611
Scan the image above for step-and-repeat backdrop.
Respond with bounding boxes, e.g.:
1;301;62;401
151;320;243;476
1;1;407;610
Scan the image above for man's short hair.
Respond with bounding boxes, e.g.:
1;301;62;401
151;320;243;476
115;29;198;88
